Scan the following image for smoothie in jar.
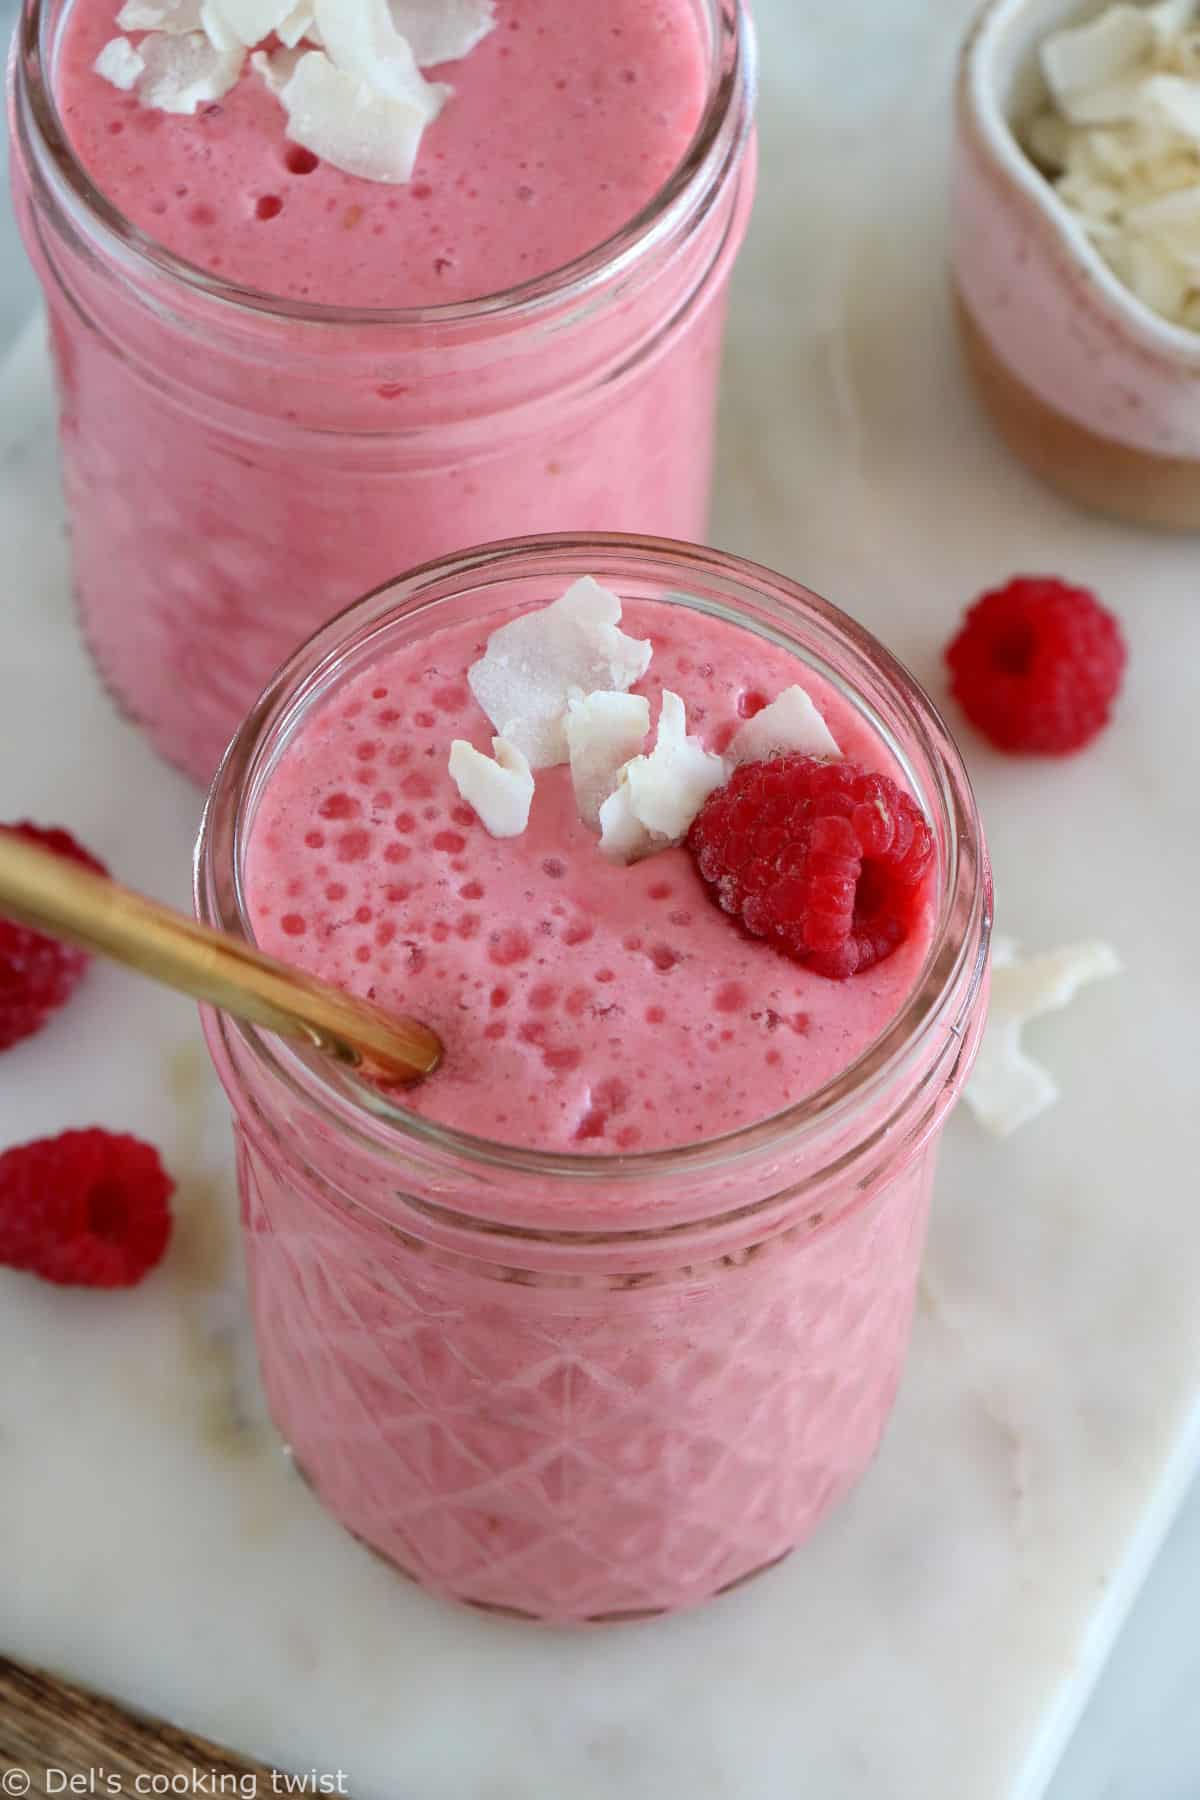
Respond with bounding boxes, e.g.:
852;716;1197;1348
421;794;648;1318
9;0;755;781
197;536;991;1624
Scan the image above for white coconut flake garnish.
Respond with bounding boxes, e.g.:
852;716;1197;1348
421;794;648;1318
468;579;652;770
249;44;304;92
135;30;244;111
97;0;496;183
117;0;203;32
94;35;145;88
965;936;1122;1138
389;0;494;66
448;737;534;839
199;0;243;51
196;0;298;46
566;691;650;828
312;0;445;104
597;778;653;865
276;0;315;45
276;50;435;183
725;684;841;767
599;690;725;863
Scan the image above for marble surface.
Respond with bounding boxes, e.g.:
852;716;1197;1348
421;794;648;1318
2;1;1200;1795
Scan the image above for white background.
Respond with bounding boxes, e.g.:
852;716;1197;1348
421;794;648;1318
2;0;1200;1792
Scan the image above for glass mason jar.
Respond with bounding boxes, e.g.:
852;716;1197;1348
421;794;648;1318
195;534;991;1626
7;0;756;787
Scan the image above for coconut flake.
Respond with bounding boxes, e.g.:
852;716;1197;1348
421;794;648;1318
276;0;315;45
468;579;652;770
250;43;304;92
197;0;297;46
1147;0;1198;43
199;0;244;50
599;691;725;863
94;35;145;88
598;778;654;865
1042;6;1154;110
448;737;534;839
725;685;841;768
312;0;446;106
278;50;436;183
566;691;650;828
389;0;495;66
117;0;203;30
136;31;244;112
1144;69;1200;138
1026;0;1200;324
964;937;1122;1138
1064;76;1153;124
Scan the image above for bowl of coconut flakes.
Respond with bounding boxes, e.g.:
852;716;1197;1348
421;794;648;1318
953;0;1200;528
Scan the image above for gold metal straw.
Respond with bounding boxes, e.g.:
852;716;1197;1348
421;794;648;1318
0;833;442;1085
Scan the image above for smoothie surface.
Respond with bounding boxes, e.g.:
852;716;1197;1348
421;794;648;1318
242;599;937;1154
54;0;709;305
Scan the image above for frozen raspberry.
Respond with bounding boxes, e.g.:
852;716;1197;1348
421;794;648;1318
0;1128;173;1288
945;577;1126;755
0;823;107;1051
688;756;933;980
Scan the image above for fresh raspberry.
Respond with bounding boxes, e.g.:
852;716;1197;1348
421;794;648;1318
688;756;933;980
0;1128;173;1288
945;577;1126;755
0;823;107;1051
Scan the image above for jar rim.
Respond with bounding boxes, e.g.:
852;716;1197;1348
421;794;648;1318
196;532;992;1193
13;0;756;328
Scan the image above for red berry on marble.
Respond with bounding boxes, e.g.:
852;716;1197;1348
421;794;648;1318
0;824;107;1051
0;1128;174;1288
688;756;933;980
945;577;1126;755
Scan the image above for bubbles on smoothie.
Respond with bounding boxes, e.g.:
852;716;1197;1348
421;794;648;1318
335;828;371;863
714;982;747;1014
318;792;360;821
255;194;284;221
489;928;532;968
285;146;319;175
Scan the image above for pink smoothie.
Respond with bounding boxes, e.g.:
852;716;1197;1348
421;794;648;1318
244;601;936;1152
12;0;754;781
205;591;971;1622
55;0;709;307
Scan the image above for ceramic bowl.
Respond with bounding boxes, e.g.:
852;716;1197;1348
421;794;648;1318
953;0;1200;529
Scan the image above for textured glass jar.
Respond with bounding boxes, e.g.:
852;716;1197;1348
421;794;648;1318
195;535;991;1625
8;0;756;785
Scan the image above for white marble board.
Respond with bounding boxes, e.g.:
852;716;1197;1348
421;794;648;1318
2;0;1200;1794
